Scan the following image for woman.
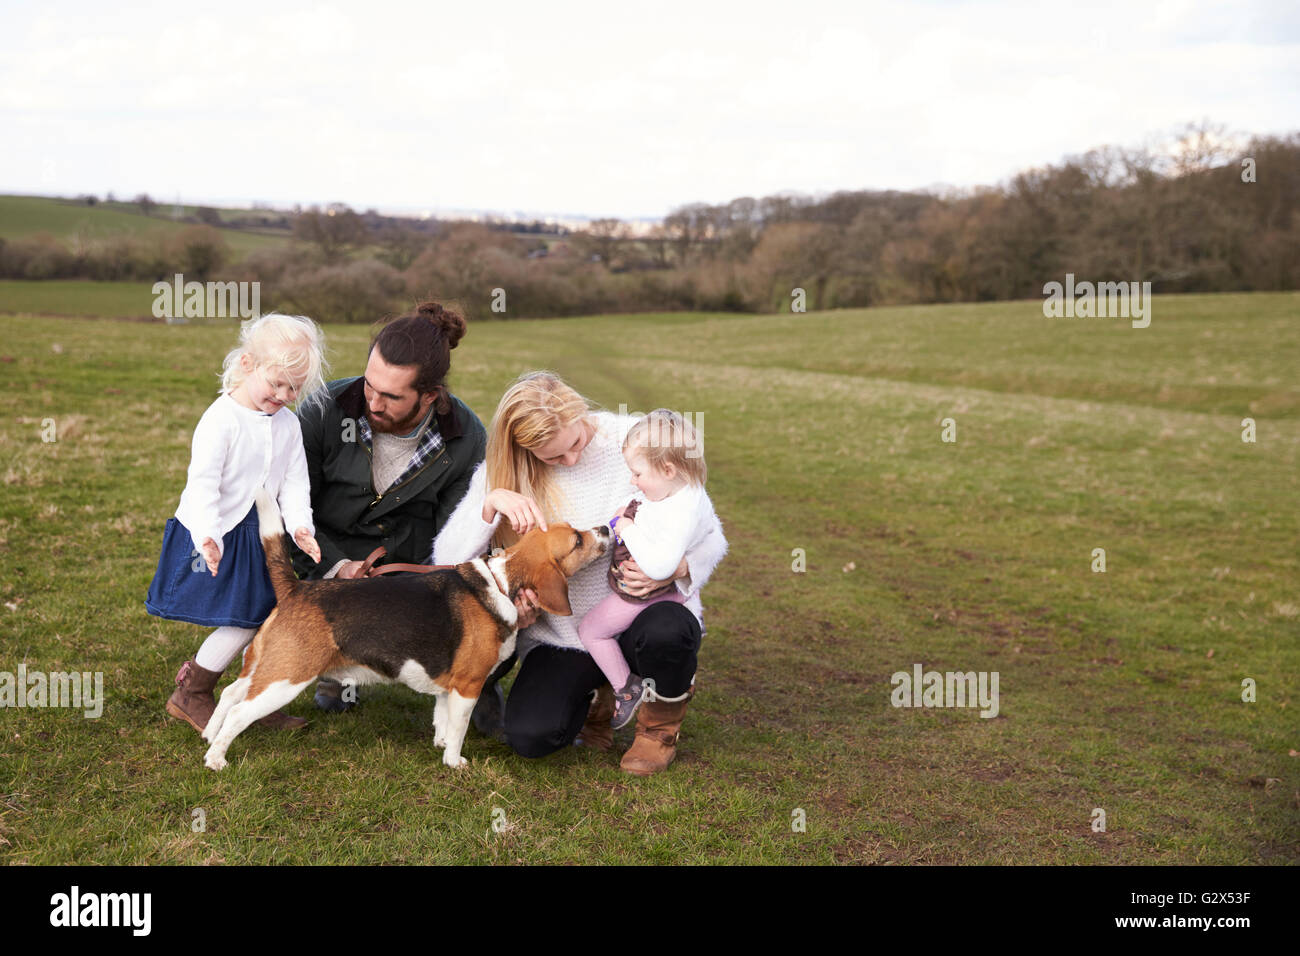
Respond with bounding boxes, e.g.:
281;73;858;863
432;371;727;774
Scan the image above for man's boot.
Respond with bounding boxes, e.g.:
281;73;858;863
314;676;355;712
620;683;694;776
575;683;614;751
165;660;221;734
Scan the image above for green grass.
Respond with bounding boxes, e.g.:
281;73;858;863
0;294;1297;864
95;200;285;230
0;280;161;318
0;195;291;258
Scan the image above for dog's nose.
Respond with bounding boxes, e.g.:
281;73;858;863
595;526;611;548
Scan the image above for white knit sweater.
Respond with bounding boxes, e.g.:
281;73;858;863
432;412;728;653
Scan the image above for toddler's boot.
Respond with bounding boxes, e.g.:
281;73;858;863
165;660;221;733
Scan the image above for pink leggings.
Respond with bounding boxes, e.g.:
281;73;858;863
578;589;687;689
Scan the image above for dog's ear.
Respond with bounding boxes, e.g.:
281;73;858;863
532;562;572;616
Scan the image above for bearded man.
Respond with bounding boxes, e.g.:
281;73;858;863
290;301;489;717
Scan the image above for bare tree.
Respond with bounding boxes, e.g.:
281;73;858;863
1170;120;1233;177
663;202;712;265
643;224;674;269
581;218;630;266
293;204;369;262
374;224;429;271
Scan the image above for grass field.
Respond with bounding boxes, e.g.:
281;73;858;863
0;293;1296;864
0;195;291;258
0;280;160;318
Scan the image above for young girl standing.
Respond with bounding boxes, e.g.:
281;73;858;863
146;313;327;734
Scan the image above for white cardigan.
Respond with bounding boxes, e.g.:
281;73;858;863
174;392;314;556
617;483;716;582
432;412;727;652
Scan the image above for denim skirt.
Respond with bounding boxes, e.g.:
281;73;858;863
144;505;276;628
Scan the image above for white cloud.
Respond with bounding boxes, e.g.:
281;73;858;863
1;0;1296;217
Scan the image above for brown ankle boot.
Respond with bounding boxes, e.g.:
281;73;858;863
575;683;614;751
165;660;221;734
256;710;308;730
620;683;694;776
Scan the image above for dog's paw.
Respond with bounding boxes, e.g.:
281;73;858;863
443;753;468;769
433;733;447;748
204;749;227;771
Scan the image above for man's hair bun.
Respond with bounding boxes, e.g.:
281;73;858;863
370;299;469;412
415;300;466;350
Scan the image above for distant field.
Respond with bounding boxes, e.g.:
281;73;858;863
0;280;159;318
0;195;292;258
95;199;284;228
0;294;1296;864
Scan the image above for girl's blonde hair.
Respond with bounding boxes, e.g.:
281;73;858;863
624;409;707;487
486;370;595;547
220;313;328;406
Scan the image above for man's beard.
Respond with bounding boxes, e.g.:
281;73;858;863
368;402;427;435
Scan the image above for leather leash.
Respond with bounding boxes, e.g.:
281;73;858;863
357;545;456;578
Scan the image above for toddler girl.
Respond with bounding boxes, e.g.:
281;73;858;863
578;409;718;728
146;313;327;734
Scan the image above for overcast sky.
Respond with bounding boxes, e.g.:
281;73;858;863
1;0;1296;219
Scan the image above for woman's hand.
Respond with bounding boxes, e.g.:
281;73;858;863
199;537;221;576
483;488;548;535
514;587;539;628
293;527;321;564
617;557;689;597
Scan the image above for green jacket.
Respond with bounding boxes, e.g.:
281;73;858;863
290;376;487;579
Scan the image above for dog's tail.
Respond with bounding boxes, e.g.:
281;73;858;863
255;488;300;602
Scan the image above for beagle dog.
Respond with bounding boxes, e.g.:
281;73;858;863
202;489;610;770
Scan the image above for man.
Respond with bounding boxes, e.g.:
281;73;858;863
291;301;494;723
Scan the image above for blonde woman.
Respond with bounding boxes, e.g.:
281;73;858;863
432;372;727;775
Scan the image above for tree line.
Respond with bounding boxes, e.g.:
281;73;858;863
4;124;1295;320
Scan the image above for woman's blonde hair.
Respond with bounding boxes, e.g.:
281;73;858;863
486;371;595;547
220;313;328;406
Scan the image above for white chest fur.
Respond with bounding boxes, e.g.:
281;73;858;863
475;556;519;627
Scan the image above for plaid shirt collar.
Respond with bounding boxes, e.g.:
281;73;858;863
357;407;444;488
334;375;465;442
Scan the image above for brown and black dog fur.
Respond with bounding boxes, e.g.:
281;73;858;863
202;489;609;770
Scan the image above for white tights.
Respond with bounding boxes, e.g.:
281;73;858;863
194;625;257;673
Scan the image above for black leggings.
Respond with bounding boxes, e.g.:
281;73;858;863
493;602;702;759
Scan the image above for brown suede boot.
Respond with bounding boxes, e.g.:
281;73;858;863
620;684;694;776
575;683;614;751
164;660;221;734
